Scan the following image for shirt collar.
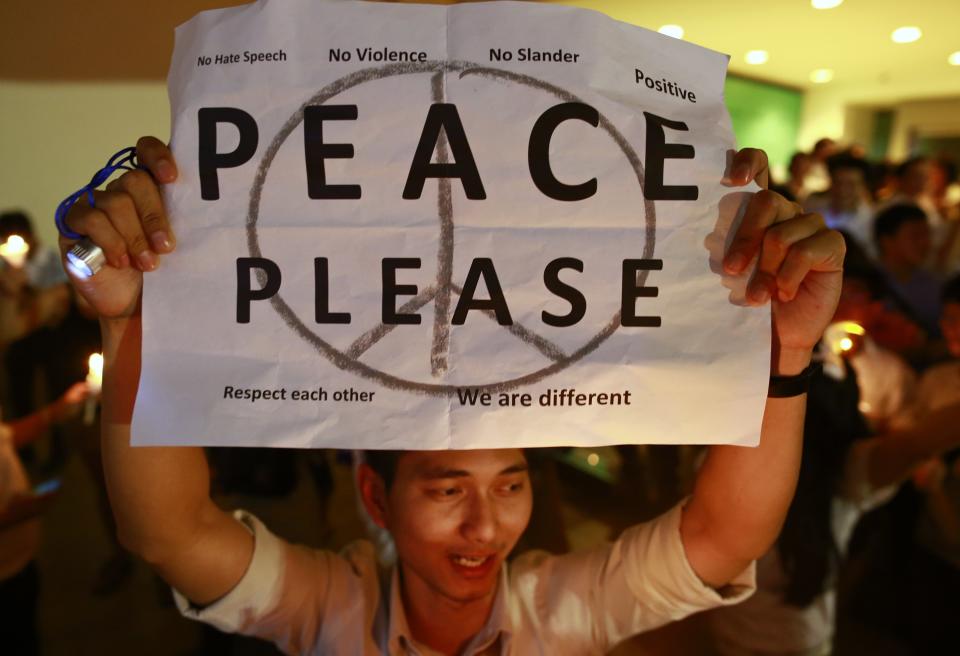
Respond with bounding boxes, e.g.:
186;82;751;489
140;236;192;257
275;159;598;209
386;564;512;656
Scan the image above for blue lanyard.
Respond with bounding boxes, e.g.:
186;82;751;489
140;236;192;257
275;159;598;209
55;146;145;240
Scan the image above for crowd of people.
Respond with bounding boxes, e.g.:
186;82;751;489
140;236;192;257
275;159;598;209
742;139;960;655
0;136;957;656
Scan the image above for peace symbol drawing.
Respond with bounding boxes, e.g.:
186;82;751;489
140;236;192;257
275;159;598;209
245;60;658;396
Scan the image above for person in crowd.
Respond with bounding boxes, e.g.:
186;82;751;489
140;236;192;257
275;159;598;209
1;211;73;470
867;160;898;204
930;156;960;271
0;212;71;339
0;213;71;345
772;152;813;203
802;138;837;197
805;154;875;258
929;157;959;221
706;268;960;656
826;236;917;432
59;137;844;655
881;157;960;270
909;455;960;653
0;211;69;292
912;274;960;414
873;203;942;338
0;261;68;346
885;157;941;226
900;274;960;652
828;231;925;360
0;213;121;595
0;383;89;656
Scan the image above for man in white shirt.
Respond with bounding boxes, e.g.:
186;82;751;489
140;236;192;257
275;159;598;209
60;138;846;655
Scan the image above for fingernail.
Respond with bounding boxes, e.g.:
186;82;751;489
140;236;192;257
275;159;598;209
150;231;172;253
137;250;158;271
156;159;176;183
733;163;751;183
724;253;747;273
118;253;131;269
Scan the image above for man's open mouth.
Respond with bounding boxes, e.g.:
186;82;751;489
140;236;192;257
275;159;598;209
451;555;492;568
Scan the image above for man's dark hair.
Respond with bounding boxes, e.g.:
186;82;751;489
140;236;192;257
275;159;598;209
826;153;869;180
364;450;403;489
872;203;927;250
363;448;534;489
943;274;960;306
813;138;834;155
0;211;34;239
837;230;883;293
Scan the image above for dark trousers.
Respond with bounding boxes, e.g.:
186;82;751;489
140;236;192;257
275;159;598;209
0;560;40;656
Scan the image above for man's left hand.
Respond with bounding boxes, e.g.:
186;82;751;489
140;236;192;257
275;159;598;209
723;148;845;374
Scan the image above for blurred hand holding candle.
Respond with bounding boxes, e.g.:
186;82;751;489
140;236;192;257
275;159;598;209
84;352;104;424
0;235;29;268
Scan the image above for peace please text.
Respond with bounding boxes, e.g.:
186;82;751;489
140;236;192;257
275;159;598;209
199;101;689;329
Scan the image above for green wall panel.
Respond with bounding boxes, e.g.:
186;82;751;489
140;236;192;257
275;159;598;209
724;75;804;175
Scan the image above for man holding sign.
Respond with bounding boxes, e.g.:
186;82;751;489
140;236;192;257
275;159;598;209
57;2;845;653
61;138;843;654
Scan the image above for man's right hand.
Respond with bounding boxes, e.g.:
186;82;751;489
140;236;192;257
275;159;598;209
57;137;258;609
58;137;179;320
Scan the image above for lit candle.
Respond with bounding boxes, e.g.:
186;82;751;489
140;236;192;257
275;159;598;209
0;235;30;268
86;353;104;393
84;353;104;424
825;321;866;356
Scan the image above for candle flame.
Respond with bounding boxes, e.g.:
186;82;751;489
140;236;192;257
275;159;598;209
88;353;104;379
835;321;865;336
0;234;30;267
2;235;27;252
825;321;866;356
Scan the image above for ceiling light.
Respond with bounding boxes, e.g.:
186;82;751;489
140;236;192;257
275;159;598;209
950;51;960;66
891;26;922;44
811;0;843;8
810;68;834;83
658;24;684;39
745;50;769;65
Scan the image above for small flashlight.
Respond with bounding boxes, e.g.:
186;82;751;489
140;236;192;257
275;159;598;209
66;238;106;279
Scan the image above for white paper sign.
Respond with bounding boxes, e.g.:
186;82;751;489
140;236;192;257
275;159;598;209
133;0;770;449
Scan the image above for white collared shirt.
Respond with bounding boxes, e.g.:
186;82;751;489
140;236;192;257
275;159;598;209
174;501;755;655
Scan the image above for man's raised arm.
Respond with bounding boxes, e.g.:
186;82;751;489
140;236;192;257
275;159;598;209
62;138;253;606
680;150;845;588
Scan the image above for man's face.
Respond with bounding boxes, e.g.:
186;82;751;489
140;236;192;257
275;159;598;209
882;219;931;269
830;168;864;211
942;301;960;357
382;449;532;605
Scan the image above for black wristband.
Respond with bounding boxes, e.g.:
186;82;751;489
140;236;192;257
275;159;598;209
768;362;820;398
